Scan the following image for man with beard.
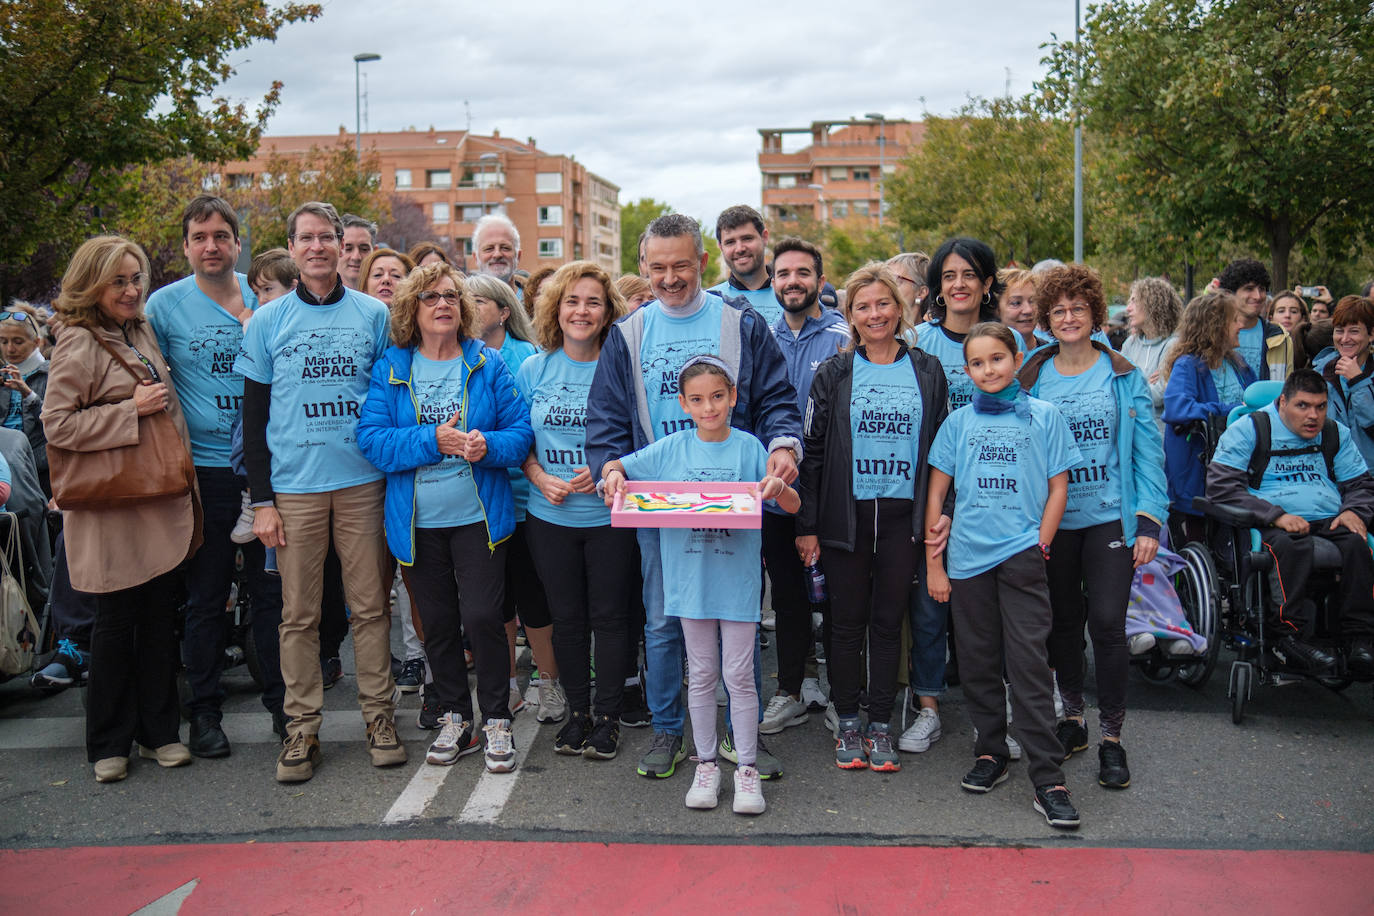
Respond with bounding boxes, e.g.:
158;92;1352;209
710;205;781;326
758;237;849;735
339;214;377;291
474;213;522;291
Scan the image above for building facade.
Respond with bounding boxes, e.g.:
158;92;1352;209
758;119;923;226
223;127;621;275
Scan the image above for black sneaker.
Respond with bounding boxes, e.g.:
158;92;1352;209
30;639;87;691
1055;718;1090;759
618;683;652;728
396;657;425;694
960;755;1010;793
1272;635;1337;674
1034;784;1081;829
188;713;231;758
416;688;443;730
555;711;594;755
1098;741;1130;789
321;656;343;690
583;714;620;760
1345;638;1374;678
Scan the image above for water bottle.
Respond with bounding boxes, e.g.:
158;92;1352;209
805;563;827;604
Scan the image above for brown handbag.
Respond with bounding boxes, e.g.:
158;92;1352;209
47;331;196;511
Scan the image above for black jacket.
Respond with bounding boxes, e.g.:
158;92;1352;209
797;342;949;550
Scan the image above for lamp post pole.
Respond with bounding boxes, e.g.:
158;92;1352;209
353;52;381;161
865;112;886;224
1073;0;1083;262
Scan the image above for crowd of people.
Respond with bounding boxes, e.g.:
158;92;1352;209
15;195;1374;830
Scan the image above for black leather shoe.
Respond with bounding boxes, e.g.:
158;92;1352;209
1273;636;1337;674
1346;639;1374;678
189;714;231;758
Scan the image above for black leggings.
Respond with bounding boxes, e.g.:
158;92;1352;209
825;498;917;722
525;516;636;716
762;510;810;697
1046;520;1133;738
502;521;551;628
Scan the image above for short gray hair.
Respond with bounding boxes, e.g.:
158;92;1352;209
473;212;521;252
288;201;344;240
645;213;703;259
341;213;377;244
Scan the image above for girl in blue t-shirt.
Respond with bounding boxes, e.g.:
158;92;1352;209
925;323;1083;830
603;356;799;816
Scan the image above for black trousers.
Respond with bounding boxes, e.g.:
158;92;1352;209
525;515;636;717
502;522;551;628
1260;522;1374;639
1046;521;1133;738
85;569;183;762
761;510;811;697
826;498;917;722
406;524;509;724
48;532;98;647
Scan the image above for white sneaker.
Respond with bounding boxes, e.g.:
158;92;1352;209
760;609;777;631
732;764;766;815
823;701;839;737
715;678;728;707
897;707;942;752
800;677;827;711
685;759;721;809
760;693;808;735
229;490;256;544
972;726;1023;761
1166;637;1197;656
1128;632;1157;655
483;718;515;773
426;714;479;765
536;679;568;723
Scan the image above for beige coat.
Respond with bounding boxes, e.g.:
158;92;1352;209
41;319;202;593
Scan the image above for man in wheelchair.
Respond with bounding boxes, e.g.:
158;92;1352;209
1206;369;1374;678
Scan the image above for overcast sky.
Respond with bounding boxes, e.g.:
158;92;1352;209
218;0;1075;225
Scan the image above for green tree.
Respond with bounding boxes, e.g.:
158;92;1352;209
0;0;320;300
619;198;672;276
886;96;1076;268
1040;0;1374;289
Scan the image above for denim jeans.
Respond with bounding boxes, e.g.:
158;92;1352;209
908;550;949;698
637;527;685;735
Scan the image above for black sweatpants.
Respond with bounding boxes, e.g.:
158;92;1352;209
1260;522;1374;639
406;524;510;724
1046;521;1133;738
525;515;636;717
762;510;811;697
826;498;917;722
951;546;1065;788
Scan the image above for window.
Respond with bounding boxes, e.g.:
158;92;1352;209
777;174;797;189
461;205;484;222
852;168;871;182
538;206;563;226
597;241;616;258
201;173;222;190
538;238;563;258
831;201;848;218
774;206;796;222
395;168;412;189
459;237;473;256
536;172;562;193
432;202;450;224
597;214;616;231
227;173;253;189
882;163;897;175
852;200;871;215
828;166;848;181
427;169;451;189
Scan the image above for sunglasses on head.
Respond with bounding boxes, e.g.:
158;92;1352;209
0;311;39;335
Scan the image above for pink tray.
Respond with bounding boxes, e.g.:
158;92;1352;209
611;481;763;529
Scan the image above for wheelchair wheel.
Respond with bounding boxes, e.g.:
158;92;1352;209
1175;542;1220;688
1138;656;1176;684
1229;663;1251;724
244;624;264;689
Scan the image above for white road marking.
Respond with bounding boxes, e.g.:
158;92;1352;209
131;878;199;915
382;760;453;824
457;712;541;824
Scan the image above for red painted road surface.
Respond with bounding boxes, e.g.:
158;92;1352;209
3;841;1371;913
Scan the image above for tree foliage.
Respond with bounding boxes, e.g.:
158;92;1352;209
0;0;320;298
1039;0;1374;289
619;198;672;276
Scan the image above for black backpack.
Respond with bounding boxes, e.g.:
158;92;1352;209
1245;410;1340;489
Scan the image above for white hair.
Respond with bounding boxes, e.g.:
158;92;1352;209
473;212;521;252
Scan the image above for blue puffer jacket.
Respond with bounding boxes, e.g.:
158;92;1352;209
1161;353;1256;516
357;339;533;564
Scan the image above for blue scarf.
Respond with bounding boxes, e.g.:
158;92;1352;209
972;381;1031;420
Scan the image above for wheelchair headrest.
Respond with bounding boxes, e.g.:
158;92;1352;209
1226;380;1286;428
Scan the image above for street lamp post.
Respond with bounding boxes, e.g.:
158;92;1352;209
865;112;886;223
353;52;381;161
806;184;828;223
1073;0;1083;262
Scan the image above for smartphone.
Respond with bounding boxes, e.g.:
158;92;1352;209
1301;285;1322;298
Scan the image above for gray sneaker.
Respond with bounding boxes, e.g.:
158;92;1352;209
760;693;808;734
865;723;901;772
536;679;568;724
636;731;686;778
718;733;782;780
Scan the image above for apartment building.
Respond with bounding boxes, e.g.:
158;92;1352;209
758;119;923;225
224;127;621;275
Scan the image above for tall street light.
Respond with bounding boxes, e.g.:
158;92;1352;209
865;112;886;224
806;184;828;223
1073;0;1083;262
353;52;381;161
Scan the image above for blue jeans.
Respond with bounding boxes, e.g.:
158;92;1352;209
908;551;948;698
637;527;685;735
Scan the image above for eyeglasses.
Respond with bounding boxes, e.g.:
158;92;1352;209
1049;304;1091;321
291;233;338;246
894;274;919;287
106;274;144;292
417;290;462;305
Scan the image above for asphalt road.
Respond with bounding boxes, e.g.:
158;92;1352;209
2;619;1372;853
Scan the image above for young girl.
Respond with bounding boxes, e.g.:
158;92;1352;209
603;355;799;815
924;323;1083;830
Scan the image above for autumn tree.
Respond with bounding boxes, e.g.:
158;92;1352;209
619;198;672;275
0;0;320;301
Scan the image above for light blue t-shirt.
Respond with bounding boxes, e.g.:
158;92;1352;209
1028;352;1122;529
619;428;767;622
909;321;1025;412
929;397;1081;579
1211;403;1367;522
498;335;539;521
710;281;781;328
639;296;724;441
410;353;485;528
1236;322;1264;378
516;349;608;528
147;273;258;467
850;354;923;500
233;287;388;494
1211;363;1245;406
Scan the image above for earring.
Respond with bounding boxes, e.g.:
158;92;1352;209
935;294;946;307
981;291;991;305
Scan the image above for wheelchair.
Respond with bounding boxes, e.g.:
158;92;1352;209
1180;381;1374;723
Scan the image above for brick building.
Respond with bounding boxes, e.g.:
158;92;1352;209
758;119;923;226
223;128;621;275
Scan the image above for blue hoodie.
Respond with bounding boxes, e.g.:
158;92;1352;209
357;338;533;564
